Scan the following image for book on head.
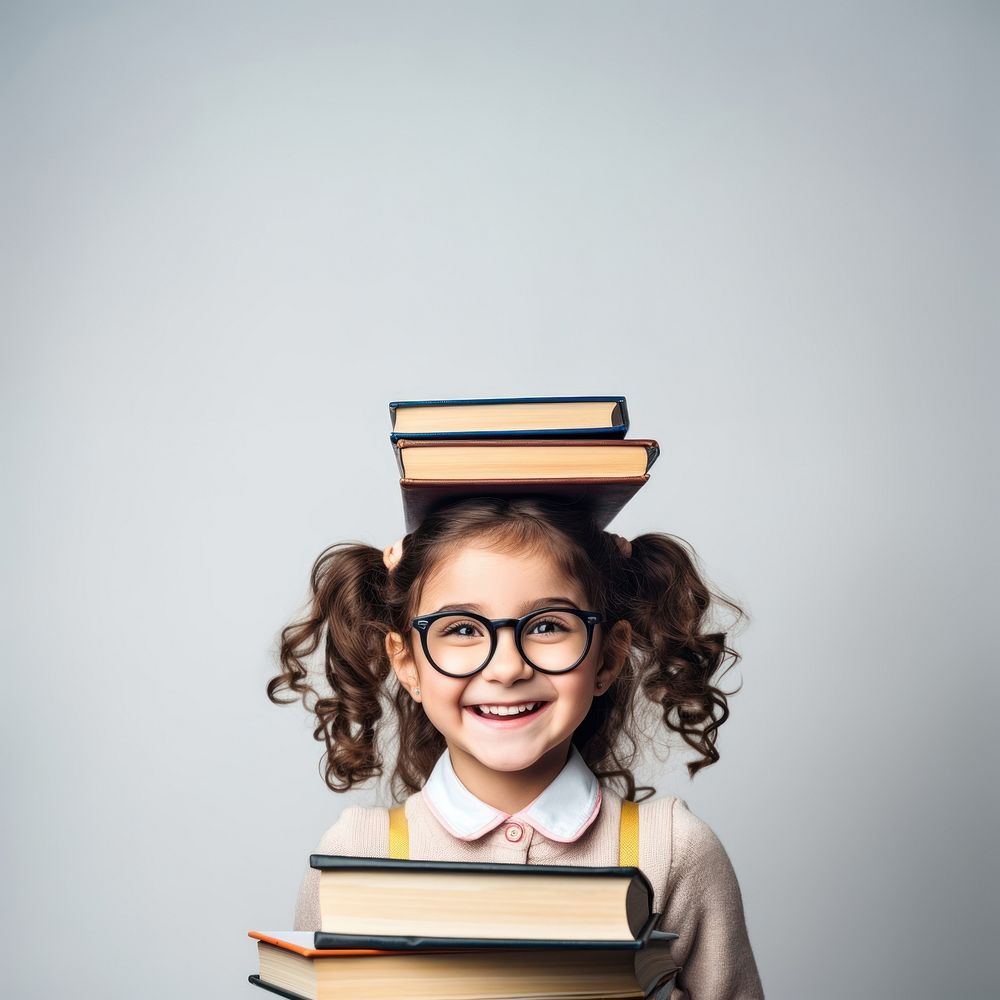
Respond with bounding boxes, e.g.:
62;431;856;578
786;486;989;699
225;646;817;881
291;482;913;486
386;395;658;532
387;395;631;441
390;439;659;533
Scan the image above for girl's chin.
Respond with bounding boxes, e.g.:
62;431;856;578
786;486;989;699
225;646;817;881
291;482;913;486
491;751;543;769
467;747;553;774
454;743;546;773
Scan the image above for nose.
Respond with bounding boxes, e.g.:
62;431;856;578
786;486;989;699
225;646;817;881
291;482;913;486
480;624;533;684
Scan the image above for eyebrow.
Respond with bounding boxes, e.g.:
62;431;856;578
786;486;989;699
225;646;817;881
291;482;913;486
431;596;581;615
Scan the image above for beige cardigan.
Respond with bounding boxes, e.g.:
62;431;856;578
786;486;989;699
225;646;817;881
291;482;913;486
293;786;765;999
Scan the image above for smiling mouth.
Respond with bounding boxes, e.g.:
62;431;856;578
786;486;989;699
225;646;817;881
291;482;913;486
467;701;548;718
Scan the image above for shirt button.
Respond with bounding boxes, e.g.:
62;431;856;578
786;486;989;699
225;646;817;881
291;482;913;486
504;822;524;843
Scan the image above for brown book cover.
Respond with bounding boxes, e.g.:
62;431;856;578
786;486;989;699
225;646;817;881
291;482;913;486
398;476;650;533
391;438;659;533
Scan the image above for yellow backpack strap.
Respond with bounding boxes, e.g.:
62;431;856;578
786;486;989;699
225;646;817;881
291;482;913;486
618;799;639;867
388;804;409;860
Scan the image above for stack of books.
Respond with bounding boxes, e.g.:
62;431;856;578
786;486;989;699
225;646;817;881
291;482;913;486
387;395;660;532
248;856;680;999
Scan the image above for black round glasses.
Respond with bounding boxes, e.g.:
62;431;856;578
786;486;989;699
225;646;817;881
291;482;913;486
408;606;609;678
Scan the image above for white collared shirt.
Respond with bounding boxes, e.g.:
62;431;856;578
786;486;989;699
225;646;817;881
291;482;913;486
421;743;603;843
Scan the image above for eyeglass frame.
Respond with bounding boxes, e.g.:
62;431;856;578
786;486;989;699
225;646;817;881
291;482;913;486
407;606;610;678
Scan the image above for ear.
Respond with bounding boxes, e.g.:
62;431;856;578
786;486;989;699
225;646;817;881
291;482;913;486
595;619;632;692
385;631;421;701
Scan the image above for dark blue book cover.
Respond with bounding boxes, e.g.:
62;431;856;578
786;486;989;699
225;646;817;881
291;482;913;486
388;395;630;442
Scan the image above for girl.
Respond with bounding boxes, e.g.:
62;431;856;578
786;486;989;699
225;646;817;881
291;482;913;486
268;495;764;999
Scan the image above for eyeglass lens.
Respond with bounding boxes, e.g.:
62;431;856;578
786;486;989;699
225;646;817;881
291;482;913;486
425;610;589;675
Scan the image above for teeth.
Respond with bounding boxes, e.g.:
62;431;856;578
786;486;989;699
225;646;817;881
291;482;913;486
476;703;539;717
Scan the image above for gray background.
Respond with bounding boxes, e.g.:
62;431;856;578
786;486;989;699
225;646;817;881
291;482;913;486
2;2;996;998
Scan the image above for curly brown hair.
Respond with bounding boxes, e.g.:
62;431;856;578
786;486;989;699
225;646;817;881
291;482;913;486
267;495;746;803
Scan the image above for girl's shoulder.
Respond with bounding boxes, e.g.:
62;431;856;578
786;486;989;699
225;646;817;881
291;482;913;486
606;790;737;913
616;789;725;853
602;785;692;839
313;803;395;859
634;792;742;886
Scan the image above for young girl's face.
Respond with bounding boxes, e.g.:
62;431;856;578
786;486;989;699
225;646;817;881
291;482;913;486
387;541;626;789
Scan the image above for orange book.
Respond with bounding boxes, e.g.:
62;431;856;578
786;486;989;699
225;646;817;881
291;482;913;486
247;929;679;1000
250;929;399;957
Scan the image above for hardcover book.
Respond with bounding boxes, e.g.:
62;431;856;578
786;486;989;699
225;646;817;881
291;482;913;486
387;395;630;441
392;438;659;480
248;929;680;1000
389;438;659;533
310;856;675;949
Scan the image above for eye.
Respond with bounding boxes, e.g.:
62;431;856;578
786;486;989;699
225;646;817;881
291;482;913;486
438;619;485;639
527;616;571;635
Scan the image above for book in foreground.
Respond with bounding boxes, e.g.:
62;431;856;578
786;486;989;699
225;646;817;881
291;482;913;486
311;856;671;948
388;395;631;441
248;930;680;1000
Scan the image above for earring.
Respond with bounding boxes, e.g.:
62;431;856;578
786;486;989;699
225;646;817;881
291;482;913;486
413;687;421;697
596;680;604;691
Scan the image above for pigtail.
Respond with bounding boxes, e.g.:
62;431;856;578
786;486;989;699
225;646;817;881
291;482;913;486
575;676;649;801
625;532;745;778
266;542;394;792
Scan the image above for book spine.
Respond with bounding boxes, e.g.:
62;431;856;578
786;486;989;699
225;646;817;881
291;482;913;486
617;397;630;434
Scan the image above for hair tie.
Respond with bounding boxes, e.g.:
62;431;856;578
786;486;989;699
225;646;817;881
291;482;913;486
609;533;632;558
383;537;405;572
